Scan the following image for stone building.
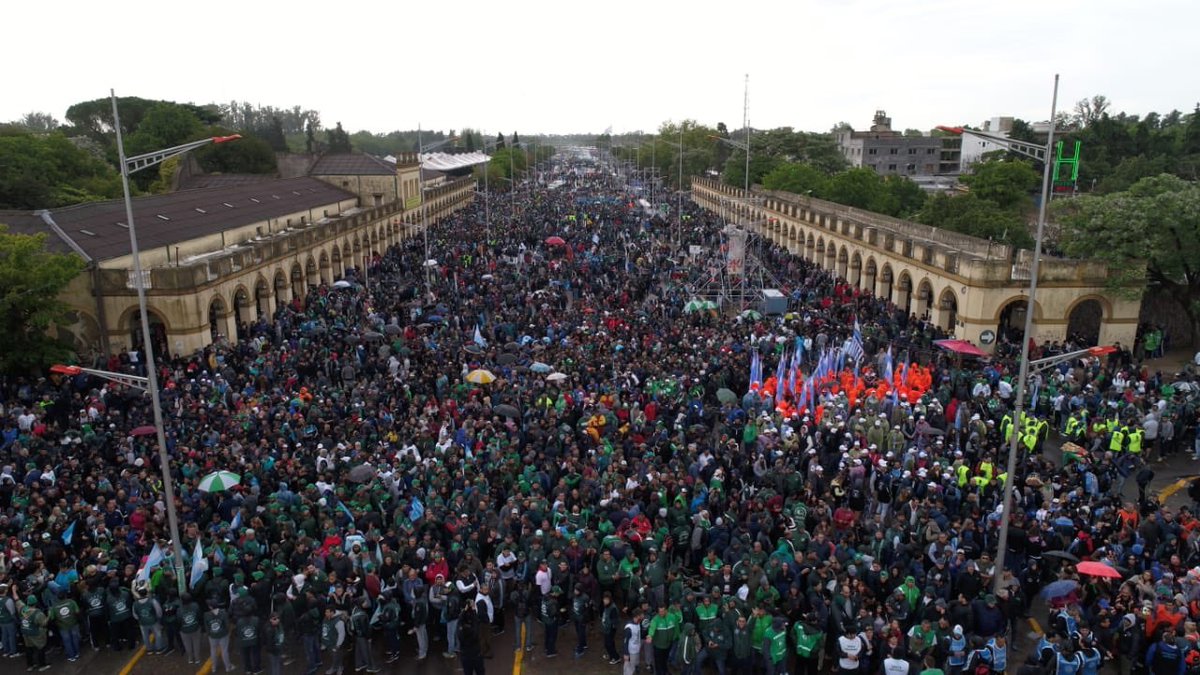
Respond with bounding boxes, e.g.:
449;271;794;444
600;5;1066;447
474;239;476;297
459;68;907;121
0;166;475;359
836;111;946;176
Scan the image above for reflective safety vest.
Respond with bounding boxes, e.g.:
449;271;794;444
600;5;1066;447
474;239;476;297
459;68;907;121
1128;429;1143;454
1109;430;1126;452
979;461;994;482
766;626;787;663
988;638;1008;672
956;464;970;488
1065;416;1083;438
1022;430;1037;452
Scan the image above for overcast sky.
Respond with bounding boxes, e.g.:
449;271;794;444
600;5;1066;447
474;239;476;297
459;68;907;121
6;0;1197;137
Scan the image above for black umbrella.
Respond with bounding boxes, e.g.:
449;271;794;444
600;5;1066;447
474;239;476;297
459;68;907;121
493;404;520;418
505;342;520;351
383;324;402;335
363;331;384;342
1043;550;1081;563
496;353;516;365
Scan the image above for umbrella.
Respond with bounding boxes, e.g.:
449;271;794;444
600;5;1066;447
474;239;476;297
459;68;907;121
716;388;737;404
363;331;384;342
198;471;241;493
933;339;989;358
493;404;521;418
463;345;483;355
423;259;439;268
466;369;497;385
481;274;494;280
1040;579;1080;600
530;362;553;373
546;372;568;382
383;324;402;335
1043;550;1081;563
545;236;566;246
130;425;157;437
1076;561;1122;579
348;464;376;483
505;341;520;351
684;299;706;314
332;280;353;289
738;309;763;321
426;315;443;322
496;353;516;365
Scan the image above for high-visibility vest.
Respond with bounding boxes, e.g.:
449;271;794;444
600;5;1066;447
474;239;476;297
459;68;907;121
1022;430;1037;452
1065;417;1082;438
1128;430;1143;454
1109;430;1126;452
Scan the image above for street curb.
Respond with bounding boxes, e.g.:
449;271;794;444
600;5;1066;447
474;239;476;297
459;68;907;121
196;657;212;675
118;646;147;675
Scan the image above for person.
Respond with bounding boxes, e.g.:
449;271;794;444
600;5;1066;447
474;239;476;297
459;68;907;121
680;622;702;675
444;581;462;658
298;607;322;675
836;622;866;675
458;605;485;675
475;582;495;660
263;614;285;675
319;606;347;675
50;587;82;663
1145;626;1186;675
571;584;591;658
235;613;261;675
179;593;203;665
1056;642;1084;675
792;613;824;675
731;614;753;675
133;581;165;655
883;646;911;675
541;585;561;658
512;582;534;653
700;614;731;675
601;591;621;665
622;608;643;675
204;602;234;674
81;581;108;651
350;598;378;673
0;585;17;658
648;603;678;675
920;654;946;675
17;594;50;671
762;616;788;675
404;590;426;661
107;579;135;651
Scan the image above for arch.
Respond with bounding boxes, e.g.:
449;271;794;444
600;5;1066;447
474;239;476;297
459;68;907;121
895;270;913;313
878;263;894;301
56;309;103;358
290;262;304;302
123;307;170;358
254;275;272;319
231;285;251;339
319;250;331;284
208;295;229;342
805;233;815;262
836;245;849;280
995;296;1045;343
824;240;838;273
789;224;798;241
330;245;343;278
937;287;959;334
1066;297;1107;345
863;257;878;296
915;278;935;319
849;251;863;288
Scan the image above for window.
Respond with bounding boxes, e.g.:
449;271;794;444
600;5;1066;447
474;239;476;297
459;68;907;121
908;148;917;155
887;164;897;171
867;148;877;155
927;148;937;155
889;148;898;155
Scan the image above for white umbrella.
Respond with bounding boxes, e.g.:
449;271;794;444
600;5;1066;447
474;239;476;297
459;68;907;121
546;372;568;382
423;259;439;268
198;470;241;493
332;280;353;289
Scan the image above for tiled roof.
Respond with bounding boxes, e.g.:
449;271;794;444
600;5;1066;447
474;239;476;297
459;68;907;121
0;177;356;262
309;153;396;176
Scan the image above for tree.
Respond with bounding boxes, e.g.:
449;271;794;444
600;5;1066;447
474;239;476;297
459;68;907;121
823;168;890;212
305;121;317;153
193;129;277;174
0;226;86;372
0;130;123;209
495;132;506;150
14;112;59;133
882;175;928;218
124;103;204;156
961;159;1039;210
1074;95;1111;128
326;122;352;153
917;193;1032;250
761;162;828;196
263;116;288;152
511;131;520;148
1058;174;1200;342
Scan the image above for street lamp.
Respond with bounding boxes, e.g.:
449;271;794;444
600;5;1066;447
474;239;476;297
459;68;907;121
988;74;1061;595
415;127;458;294
110;90;241;594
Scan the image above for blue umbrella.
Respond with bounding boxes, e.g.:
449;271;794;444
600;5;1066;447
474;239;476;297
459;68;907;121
1041;579;1080;600
427;315;443;322
530;362;553;373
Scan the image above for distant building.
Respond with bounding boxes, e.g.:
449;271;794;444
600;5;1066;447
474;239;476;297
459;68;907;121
835;111;943;176
959;117;1015;170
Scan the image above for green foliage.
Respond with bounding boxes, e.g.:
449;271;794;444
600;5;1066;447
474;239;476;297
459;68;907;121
1057;176;1200;338
11;112;60;133
917;193;1032;250
0;226;86;373
124;103;204;156
193;129;277;175
762;162;827;196
488;147;526;186
720;126;847;188
882;175;928;218
960;159;1039;210
0;131;123;209
824;168;894;212
326;122;352;153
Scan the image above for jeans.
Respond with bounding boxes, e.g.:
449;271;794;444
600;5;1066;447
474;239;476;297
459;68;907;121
544;621;559;656
302;635;321;674
353;637;374;669
139;623;163;652
61;625;81;660
654;645;671;675
698;648;727;675
267;652;282;675
209;635;233;672
514;615;534;650
1;622;18;656
242;644;261;673
574;620;588;654
604;630;619;660
182;631;203;663
446;618;459;654
415;624;428;658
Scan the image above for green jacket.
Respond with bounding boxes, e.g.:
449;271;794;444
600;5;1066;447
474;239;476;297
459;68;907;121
134;597;161;627
793;621;824;657
179;602;202;634
705;623;731;655
680;625;700;664
597;556;619;585
204;609;230;639
51;599;80;629
19;606;49;648
648;614;678;649
731;625;752;658
751;614;772;652
107;588;133;622
236;616;260;648
765;625;787;664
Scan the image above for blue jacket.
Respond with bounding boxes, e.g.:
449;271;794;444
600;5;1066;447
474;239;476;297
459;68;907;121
1145;639;1186;675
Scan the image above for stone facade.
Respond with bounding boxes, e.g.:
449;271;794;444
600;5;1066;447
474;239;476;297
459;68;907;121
691;177;1141;352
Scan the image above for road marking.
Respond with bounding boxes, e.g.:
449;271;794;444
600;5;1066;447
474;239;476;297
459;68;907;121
117;646;146;675
196;657;212;675
1160;476;1197;501
513;623;525;675
1028;617;1044;635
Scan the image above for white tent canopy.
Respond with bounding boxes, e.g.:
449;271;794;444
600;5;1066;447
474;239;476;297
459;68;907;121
419;152;490;171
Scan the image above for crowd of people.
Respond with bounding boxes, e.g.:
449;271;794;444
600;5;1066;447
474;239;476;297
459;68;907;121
0;154;1197;675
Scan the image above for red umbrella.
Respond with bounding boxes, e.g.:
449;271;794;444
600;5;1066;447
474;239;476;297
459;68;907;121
545;236;566;246
130;425;158;437
1076;561;1122;579
933;339;989;358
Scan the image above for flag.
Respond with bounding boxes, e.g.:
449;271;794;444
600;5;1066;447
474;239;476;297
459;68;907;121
748;350;763;394
230;510;242;532
62;521;76;546
337;500;355;526
213;544;225;565
774;353;788;399
136;543;165;583
787;360;798;400
603;125;613;135
883;345;894;382
473;325;487;348
409;496;425;521
189;539;208;589
793;336;804;365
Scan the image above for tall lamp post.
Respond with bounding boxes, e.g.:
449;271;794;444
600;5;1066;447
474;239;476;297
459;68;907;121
110;90;241;594
986;74;1061;595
